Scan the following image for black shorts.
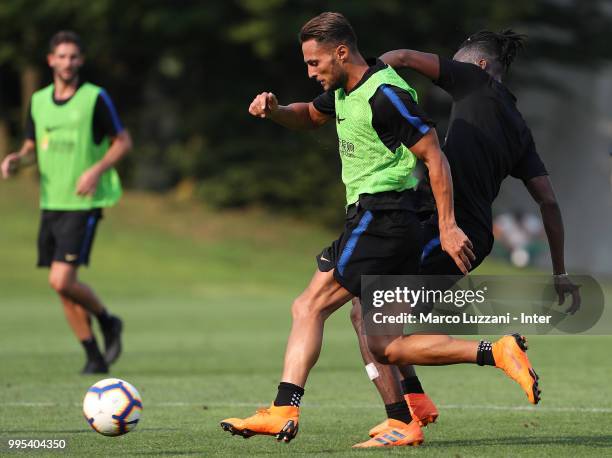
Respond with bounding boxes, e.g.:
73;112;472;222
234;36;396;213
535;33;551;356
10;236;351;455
316;205;423;297
37;209;103;267
419;215;493;275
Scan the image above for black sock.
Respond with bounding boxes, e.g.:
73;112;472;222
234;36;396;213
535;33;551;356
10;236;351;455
81;336;104;361
477;340;495;366
96;309;113;329
385;401;412;424
401;376;424;395
274;382;304;407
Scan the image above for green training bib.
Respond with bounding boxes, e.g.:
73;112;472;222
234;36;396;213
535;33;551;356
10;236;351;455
334;65;420;206
31;83;122;210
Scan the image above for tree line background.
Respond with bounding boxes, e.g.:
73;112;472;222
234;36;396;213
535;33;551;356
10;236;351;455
1;0;610;226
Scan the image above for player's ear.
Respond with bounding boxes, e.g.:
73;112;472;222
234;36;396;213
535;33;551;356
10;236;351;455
336;44;349;64
478;58;487;70
47;53;54;67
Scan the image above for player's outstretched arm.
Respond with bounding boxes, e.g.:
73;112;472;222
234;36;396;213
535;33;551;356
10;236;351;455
248;92;331;130
524;176;565;274
524;175;581;312
1;139;36;179
76;130;132;196
379;50;440;81
410;129;475;274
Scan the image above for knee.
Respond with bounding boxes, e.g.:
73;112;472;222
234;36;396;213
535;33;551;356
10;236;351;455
366;336;391;365
291;295;310;321
49;274;73;295
367;336;405;366
291;294;331;322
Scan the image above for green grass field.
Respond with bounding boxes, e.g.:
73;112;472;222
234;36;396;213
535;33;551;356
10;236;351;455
1;177;611;457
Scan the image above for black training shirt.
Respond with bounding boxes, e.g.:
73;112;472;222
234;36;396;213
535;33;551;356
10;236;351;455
313;58;435;209
25;81;123;145
435;57;548;238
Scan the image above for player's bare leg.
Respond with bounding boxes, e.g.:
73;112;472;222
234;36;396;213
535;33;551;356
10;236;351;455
367;333;541;404
370;334;478;365
351;298;404;405
221;269;352;442
350;299;437;447
49;262;123;370
352;298;439;426
58;294;107;373
281;269;353;385
60;294;93;341
49;262;105;314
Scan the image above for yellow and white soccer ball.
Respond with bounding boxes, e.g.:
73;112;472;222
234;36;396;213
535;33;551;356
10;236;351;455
83;378;143;436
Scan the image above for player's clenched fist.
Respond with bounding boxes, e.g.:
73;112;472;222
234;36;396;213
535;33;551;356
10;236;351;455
249;92;278;118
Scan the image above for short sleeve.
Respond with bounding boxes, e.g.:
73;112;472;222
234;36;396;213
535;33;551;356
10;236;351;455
312;90;335;116
93;89;124;144
510;130;548;180
25;103;35;140
435;57;490;100
370;84;436;151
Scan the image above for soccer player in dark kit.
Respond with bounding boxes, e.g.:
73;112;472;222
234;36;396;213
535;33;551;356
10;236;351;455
349;30;580;446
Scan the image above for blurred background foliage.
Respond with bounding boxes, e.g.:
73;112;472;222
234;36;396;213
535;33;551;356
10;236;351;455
1;0;611;226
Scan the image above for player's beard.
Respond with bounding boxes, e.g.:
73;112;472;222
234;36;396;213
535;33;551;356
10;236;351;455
56;69;79;86
327;68;347;92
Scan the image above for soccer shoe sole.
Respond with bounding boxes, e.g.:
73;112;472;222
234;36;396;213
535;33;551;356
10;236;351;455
506;334;541;404
353;438;423;448
220;420;299;443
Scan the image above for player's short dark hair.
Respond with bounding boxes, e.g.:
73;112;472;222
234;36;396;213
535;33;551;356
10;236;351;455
458;29;526;73
299;12;357;50
49;30;84;53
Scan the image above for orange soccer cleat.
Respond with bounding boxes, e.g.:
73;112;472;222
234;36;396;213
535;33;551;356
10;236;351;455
368;393;438;438
220;404;299;442
492;334;541;404
354;419;423;448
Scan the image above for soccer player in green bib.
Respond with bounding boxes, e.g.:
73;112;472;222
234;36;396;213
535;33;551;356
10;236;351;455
1;31;132;374
220;13;539;447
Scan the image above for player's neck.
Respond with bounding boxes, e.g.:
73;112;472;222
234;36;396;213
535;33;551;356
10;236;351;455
344;54;368;93
53;75;80;101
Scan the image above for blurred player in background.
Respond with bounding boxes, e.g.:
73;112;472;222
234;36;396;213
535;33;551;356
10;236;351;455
349;30;581;444
1;31;131;374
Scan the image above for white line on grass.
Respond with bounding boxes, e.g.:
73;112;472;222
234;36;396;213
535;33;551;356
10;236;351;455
3;401;612;413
